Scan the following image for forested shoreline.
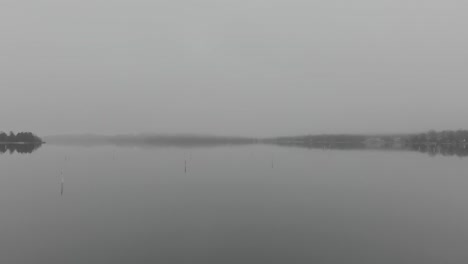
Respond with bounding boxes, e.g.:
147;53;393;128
272;130;468;146
408;130;468;145
0;132;43;143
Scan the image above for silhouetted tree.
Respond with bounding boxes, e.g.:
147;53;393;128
427;130;437;142
0;132;6;142
8;132;15;142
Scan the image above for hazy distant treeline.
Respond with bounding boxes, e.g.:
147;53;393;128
270;134;380;148
0;132;43;143
271;130;468;149
109;134;258;147
272;134;367;144
42;130;468;157
46;130;468;149
44;134;258;147
407;130;468;145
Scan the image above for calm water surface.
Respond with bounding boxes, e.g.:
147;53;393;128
1;145;468;263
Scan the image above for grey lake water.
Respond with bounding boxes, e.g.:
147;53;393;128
1;144;468;263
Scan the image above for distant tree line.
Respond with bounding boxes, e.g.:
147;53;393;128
407;130;468;145
272;134;374;149
299;134;368;143
0;132;43;143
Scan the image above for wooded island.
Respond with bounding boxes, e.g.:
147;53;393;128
0;132;43;143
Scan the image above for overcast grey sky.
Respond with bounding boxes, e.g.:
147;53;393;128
1;0;467;137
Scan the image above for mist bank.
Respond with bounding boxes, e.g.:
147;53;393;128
44;134;259;148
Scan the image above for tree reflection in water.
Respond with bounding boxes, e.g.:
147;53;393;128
0;144;42;154
274;142;468;157
409;144;468;157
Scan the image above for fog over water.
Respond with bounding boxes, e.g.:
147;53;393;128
3;2;468;262
2;0;468;136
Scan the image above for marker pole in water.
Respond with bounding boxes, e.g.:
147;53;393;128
61;177;64;196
